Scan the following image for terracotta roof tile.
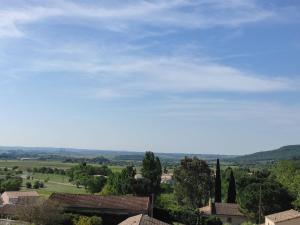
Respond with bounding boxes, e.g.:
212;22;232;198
49;193;150;212
200;203;244;217
214;203;244;216
0;204;18;215
119;214;170;225
3;191;39;198
266;209;300;222
119;214;143;225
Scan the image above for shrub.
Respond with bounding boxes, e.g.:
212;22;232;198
33;181;40;189
26;182;32;189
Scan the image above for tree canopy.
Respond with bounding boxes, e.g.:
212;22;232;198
174;157;212;208
215;159;221;203
141;151;162;195
227;170;236;203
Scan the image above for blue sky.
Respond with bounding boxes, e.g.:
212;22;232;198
0;0;300;154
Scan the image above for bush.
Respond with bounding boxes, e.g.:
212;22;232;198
26;182;32;189
39;181;44;188
33;181;40;189
74;216;103;225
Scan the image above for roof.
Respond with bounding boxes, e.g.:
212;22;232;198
2;191;39;198
266;209;300;223
49;193;150;213
119;214;170;225
0;204;18;215
199;203;244;217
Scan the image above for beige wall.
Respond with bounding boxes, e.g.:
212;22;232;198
265;217;300;225
0;193;10;205
217;215;247;225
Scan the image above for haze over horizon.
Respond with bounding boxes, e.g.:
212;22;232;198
0;0;300;155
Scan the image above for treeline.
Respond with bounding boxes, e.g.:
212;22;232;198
29;167;66;175
63;156;109;164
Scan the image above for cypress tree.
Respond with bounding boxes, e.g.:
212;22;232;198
227;170;236;203
215;159;221;202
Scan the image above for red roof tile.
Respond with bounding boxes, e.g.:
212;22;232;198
119;214;170;225
200;203;244;217
49;193;150;213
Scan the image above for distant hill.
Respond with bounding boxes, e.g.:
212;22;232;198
232;145;300;162
0;146;233;162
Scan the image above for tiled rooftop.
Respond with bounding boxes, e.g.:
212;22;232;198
266;209;300;222
49;193;150;212
119;214;169;225
199;202;244;216
3;191;39;198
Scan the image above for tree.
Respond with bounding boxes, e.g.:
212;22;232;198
33;180;40;189
101;166;136;195
238;179;293;221
39;181;44;188
227;170;236;203
68;163;112;189
215;159;221;203
120;165;136;194
141;151;162;195
273;160;300;209
174;157;212;208
87;176;106;193
26;182;32;189
1;177;22;191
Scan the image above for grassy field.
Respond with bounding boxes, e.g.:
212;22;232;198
21;172;87;197
0;159;126;197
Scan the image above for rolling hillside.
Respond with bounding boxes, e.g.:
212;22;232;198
232;145;300;162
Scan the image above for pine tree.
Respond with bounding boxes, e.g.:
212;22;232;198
215;159;221;202
227;170;236;203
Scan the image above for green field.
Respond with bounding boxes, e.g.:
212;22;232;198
0;160;126;197
21;172;87;197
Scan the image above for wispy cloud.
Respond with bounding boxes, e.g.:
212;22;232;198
0;0;277;38
10;42;295;99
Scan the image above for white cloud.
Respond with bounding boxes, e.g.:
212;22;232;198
0;0;276;37
23;49;295;97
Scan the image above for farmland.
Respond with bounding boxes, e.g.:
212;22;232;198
0;159;125;197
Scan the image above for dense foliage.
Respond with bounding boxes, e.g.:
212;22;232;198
273;160;300;209
141;151;162;195
31;167;66;175
74;216;103;225
214;159;221;203
0;177;22;192
237;174;293;221
174;157;212;208
101;166;136;195
68;163;111;193
227;170;236;203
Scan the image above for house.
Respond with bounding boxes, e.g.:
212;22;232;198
199;201;247;225
264;209;300;225
161;174;173;184
119;214;169;225
49;193;151;225
1;191;39;205
0;204;18;219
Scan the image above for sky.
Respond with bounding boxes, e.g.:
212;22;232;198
0;0;300;155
